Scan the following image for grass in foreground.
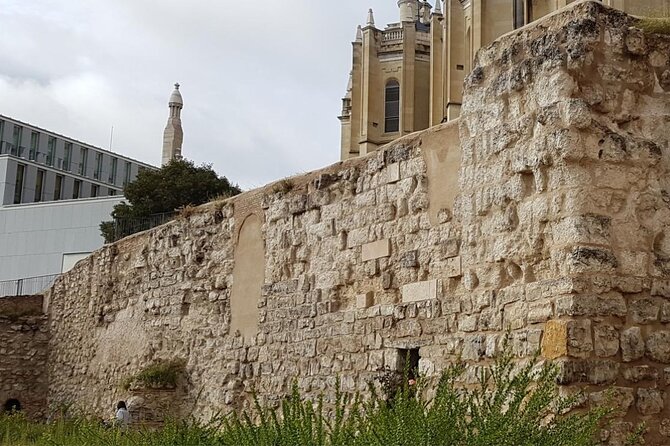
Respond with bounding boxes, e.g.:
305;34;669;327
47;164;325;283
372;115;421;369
0;348;643;446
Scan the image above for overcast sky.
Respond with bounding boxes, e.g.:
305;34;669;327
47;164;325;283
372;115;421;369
0;0;411;189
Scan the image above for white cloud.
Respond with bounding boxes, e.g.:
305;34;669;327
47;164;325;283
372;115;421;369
0;0;404;188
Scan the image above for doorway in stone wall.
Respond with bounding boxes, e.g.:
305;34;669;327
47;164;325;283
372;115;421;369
397;348;420;379
3;399;21;413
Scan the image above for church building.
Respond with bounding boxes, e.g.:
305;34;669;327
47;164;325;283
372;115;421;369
339;0;670;160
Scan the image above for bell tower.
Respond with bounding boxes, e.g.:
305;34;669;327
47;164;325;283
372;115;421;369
162;83;184;165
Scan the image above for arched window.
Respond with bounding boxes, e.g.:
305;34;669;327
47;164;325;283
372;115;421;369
385;80;400;133
3;399;21;413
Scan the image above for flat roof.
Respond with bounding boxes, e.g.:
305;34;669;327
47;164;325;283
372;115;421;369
0;114;156;169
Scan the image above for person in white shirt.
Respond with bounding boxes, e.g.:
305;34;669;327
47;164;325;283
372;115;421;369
115;401;131;428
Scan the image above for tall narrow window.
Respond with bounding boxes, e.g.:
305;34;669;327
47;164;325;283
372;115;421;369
14;164;25;204
63;143;72;171
384;80;400;133
12;126;22;156
0;120;5;154
29;132;39;161
91;184;99;198
72;179;81;199
47;137;56;166
54;175;63;201
513;0;530;29
123;161;132;186
34;169;45;202
109;158;118;184
79;148;88;176
94;152;103;180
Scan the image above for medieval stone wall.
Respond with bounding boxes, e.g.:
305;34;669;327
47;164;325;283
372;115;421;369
44;2;670;444
0;295;48;418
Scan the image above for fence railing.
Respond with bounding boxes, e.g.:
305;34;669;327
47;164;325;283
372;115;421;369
111;212;176;242
0;274;61;298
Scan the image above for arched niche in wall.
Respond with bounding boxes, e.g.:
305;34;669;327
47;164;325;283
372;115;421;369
3;399;21;413
230;214;264;340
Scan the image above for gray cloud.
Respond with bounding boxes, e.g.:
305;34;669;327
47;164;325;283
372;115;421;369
0;0;400;189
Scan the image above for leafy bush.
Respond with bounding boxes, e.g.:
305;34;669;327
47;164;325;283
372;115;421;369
122;359;185;391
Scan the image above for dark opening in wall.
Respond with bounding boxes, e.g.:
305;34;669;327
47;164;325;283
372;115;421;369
3;399;21;413
397;348;420;379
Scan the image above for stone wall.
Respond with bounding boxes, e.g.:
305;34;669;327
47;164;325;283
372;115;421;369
43;2;670;443
0;295;48;418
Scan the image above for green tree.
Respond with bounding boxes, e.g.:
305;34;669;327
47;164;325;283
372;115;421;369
100;158;241;243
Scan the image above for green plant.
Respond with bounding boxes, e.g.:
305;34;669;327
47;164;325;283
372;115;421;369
271;178;294;196
122;359;185;391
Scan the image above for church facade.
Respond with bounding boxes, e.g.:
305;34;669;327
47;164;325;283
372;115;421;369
339;0;670;160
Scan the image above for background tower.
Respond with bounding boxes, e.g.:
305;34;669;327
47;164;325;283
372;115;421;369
162;83;184;165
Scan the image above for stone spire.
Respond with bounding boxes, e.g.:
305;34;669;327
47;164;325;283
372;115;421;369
434;0;442;15
366;8;375;27
355;25;363;42
162;83;184;165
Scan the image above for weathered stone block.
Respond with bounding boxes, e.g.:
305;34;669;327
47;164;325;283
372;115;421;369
356;292;374;309
636;388;664;415
362;239;391;261
542;320;568;360
445;256;462;278
647;331;670;363
402;280;438;303
386;163;400;183
567;319;593;358
621;327;645;362
593;323;619;358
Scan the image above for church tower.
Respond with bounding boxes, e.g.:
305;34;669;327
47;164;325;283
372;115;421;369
162;83;184;165
339;1;435;161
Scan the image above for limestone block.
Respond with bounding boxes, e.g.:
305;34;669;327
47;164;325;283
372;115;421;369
630;297;659;324
589;387;634;413
362;239;391;261
636;388;664;415
623;365;658;383
566;319;593;358
593;324;619;358
542;320;568;360
445;256;462;278
621;327;645;362
402;280;438;303
386;163;400;183
356;292;374;309
646;331;670;363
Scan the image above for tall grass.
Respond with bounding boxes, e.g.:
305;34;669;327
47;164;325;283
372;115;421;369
0;348;642;446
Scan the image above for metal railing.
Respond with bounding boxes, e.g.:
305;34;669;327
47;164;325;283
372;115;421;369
111;212;176;242
0;273;61;298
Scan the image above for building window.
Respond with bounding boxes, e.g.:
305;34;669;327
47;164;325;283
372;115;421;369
0;120;4;144
91;184;99;197
54;175;63;201
108;189;117;196
29;132;39;161
513;0;531;29
14;164;25;204
384;80;400;133
123;161;132;186
94;152;103;180
47;137;56;167
34;169;45;202
79;148;88;176
12;125;22;156
73;179;81;199
109;158;118;184
63;143;72;171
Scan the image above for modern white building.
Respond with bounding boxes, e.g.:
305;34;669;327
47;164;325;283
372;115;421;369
0;196;122;283
0;115;153;205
